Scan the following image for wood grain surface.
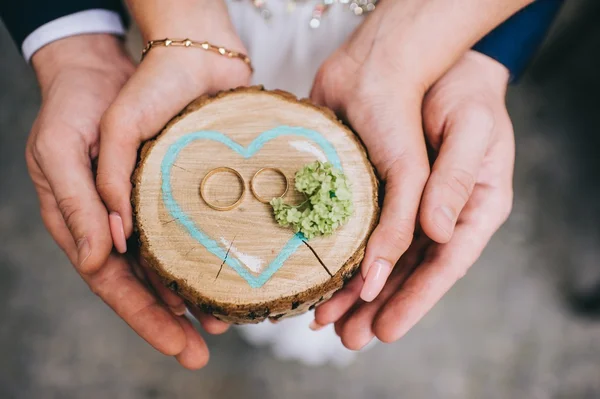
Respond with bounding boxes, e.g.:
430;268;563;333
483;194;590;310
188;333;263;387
133;87;380;323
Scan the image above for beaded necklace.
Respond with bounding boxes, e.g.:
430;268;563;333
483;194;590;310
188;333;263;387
236;0;378;28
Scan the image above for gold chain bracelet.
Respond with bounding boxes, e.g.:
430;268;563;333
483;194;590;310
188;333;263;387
141;38;254;73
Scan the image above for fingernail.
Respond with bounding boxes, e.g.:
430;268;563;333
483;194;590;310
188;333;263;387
361;263;369;279
109;212;127;253
433;206;455;237
309;320;325;331
77;237;91;268
170;303;187;316
360;259;392;302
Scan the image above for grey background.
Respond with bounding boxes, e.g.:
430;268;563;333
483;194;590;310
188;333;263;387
2;2;600;398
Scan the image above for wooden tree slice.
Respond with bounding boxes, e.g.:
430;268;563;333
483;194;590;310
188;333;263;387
133;87;380;324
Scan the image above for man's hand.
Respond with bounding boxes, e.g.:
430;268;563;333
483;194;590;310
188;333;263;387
96;0;250;254
313;50;514;349
26;34;223;369
28;35;131;274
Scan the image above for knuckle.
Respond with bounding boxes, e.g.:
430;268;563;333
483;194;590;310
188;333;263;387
498;192;514;224
86;266;124;298
379;157;403;182
24;142;37;173
439;168;476;203
56;195;84;236
380;219;414;253
413;164;431;186
452;265;469;282
101;107;140;141
101;107;148;156
31;132;57;162
88;281;103;298
314;59;337;89
95;172;126;200
453;101;496;135
381;155;429;186
314;57;352;103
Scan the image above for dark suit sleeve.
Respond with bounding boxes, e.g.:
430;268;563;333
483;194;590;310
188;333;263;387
0;0;129;49
473;0;563;82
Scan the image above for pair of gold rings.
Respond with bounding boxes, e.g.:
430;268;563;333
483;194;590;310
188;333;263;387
200;167;289;211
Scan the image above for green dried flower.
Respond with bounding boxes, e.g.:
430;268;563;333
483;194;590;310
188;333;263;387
270;161;353;240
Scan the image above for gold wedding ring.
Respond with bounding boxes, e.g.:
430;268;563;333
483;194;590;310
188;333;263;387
200;167;245;211
250;167;289;204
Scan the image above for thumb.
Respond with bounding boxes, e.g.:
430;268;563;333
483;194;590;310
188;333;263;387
97;50;250;251
34;135;113;274
420;103;495;243
348;96;429;303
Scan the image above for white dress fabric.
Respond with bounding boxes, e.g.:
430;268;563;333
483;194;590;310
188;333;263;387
227;0;362;96
222;1;375;366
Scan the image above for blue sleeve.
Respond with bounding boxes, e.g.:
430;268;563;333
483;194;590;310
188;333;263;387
473;0;563;82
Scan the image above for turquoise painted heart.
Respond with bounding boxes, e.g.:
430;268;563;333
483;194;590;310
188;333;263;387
161;125;342;288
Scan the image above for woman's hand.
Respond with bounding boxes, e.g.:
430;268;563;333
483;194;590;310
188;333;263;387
87;0;250;366
311;0;529;306
96;0;250;254
314;50;514;349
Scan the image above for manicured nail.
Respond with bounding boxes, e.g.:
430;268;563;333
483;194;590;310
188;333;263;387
433;206;455;238
309;320;325;331
361;263;369;279
109;212;127;253
76;237;91;268
360;259;392;302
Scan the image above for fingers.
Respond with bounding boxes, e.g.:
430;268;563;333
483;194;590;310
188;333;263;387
188;307;231;335
335;236;429;350
420;103;495;243
312;55;430;304
32;137;113;274
86;253;191;356
143;262;187;316
373;185;512;343
39;202;210;368
97;59;191;247
34;181;84;264
142;258;230;334
143;262;230;335
97;51;250;246
30;151;210;369
333;301;362;340
360;103;429;302
175;316;210;370
313;273;364;328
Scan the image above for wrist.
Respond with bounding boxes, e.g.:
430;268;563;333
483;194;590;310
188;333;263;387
140;42;251;96
130;0;250;90
368;0;531;90
129;0;238;44
32;34;134;93
463;50;510;89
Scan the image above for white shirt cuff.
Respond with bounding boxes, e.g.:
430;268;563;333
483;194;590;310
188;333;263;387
22;9;126;62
